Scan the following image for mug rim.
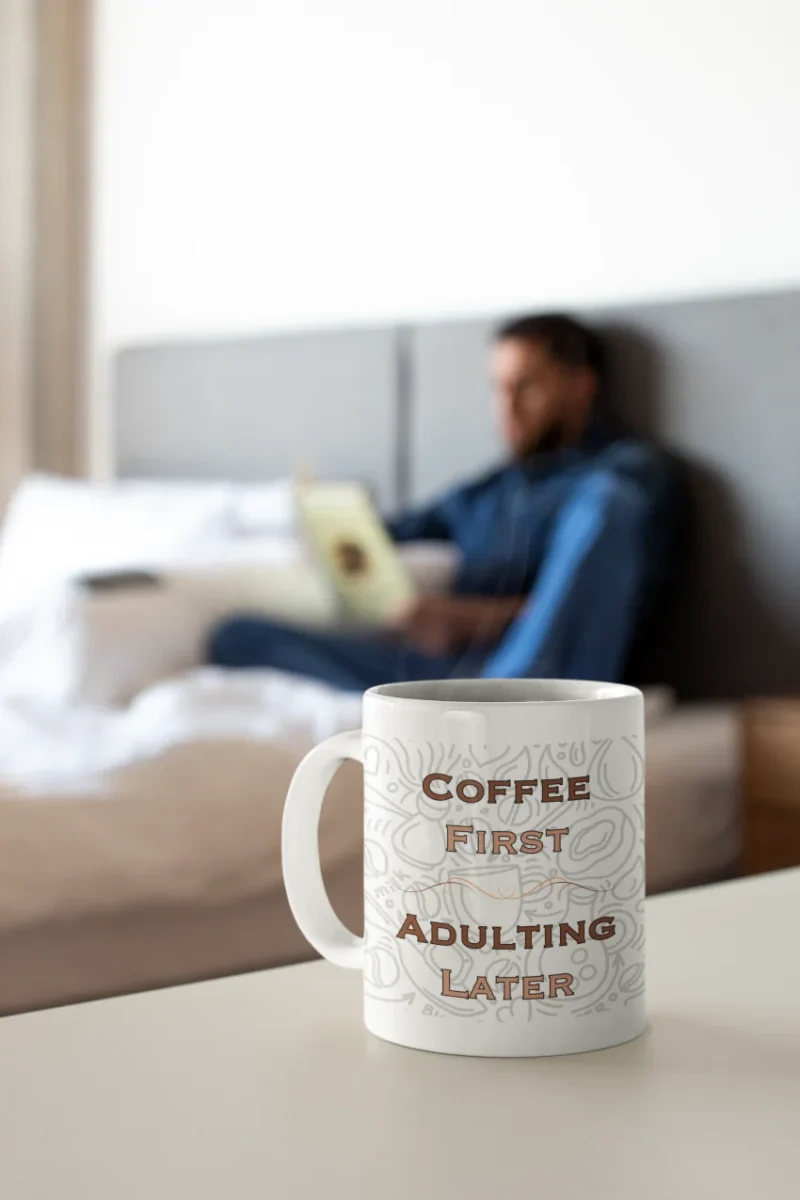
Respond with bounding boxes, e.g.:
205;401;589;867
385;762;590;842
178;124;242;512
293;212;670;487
364;678;642;707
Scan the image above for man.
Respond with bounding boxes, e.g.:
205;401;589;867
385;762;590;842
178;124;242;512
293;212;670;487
209;314;682;689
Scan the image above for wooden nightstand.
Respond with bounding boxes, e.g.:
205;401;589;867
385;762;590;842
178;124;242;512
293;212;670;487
742;699;800;875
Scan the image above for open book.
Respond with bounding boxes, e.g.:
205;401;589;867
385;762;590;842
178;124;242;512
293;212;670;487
295;480;416;625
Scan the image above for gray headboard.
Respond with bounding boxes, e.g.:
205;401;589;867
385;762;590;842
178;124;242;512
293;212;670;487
115;287;800;701
116;326;402;511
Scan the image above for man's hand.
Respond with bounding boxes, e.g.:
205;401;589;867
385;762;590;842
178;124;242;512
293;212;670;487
389;594;524;657
390;595;466;656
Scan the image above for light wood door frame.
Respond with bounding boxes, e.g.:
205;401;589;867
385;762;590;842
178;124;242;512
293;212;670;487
0;0;34;507
32;0;91;477
0;0;90;507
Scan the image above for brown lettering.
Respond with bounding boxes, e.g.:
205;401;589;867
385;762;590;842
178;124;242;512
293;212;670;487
541;777;564;802
492;830;518;855
396;913;427;943
456;778;484;803
460;924;487;949
559;921;586;945
487;780;511;804
492;927;516;951
568;775;590;801
446;823;473;852
513;780;538;804
430;921;456;946
520;830;544;853
549;973;575;998
469;976;497;1001
516;924;541;948
422;773;452;800
546;827;569;852
522;976;545;999
589;916;616;941
495;976;519;1000
441;969;469;999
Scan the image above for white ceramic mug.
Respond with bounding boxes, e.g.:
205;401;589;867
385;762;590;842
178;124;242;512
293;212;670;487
282;678;646;1057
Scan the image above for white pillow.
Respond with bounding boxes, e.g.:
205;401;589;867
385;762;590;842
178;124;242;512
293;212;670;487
226;479;297;536
0;535;464;707
0;535;331;706
0;474;237;617
72;540;461;706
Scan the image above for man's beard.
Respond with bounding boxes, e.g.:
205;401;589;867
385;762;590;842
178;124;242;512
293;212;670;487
515;420;566;459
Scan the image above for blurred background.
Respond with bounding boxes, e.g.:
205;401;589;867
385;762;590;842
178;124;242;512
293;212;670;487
0;0;799;1015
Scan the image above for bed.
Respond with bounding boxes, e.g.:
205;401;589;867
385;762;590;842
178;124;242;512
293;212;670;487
7;284;796;1016
0;486;739;1015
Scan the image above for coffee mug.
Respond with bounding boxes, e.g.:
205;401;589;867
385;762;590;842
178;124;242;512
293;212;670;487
282;678;646;1057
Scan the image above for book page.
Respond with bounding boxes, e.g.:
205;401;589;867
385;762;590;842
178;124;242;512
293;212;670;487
296;482;416;625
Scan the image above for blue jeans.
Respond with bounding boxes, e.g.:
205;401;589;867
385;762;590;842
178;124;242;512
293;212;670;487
207;617;484;692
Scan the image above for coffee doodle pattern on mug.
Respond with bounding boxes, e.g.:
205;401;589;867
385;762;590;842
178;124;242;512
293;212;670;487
363;736;644;1020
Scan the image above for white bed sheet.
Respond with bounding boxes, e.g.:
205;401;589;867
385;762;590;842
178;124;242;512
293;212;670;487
0;669;362;793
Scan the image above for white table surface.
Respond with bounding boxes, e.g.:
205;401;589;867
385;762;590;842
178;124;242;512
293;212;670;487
1;870;799;1200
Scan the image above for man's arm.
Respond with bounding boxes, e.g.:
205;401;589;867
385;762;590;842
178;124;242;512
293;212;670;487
386;502;451;543
386;469;500;543
480;460;660;681
392;593;524;657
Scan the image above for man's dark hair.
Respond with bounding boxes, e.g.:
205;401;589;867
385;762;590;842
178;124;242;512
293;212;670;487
494;313;605;381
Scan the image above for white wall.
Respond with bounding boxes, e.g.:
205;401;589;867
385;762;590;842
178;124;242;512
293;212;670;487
91;0;800;462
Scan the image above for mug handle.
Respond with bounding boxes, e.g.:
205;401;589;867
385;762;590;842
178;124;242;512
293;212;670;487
281;728;364;970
